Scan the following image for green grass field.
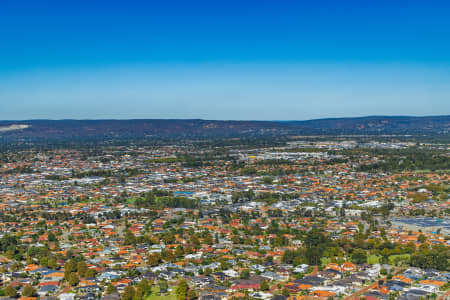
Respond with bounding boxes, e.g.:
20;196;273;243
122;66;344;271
126;197;138;204
367;255;381;264
320;257;331;265
388;254;410;265
146;286;177;300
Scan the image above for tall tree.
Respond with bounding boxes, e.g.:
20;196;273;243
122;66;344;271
122;286;136;300
176;280;188;300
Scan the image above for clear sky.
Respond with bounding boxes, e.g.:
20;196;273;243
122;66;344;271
1;0;450;120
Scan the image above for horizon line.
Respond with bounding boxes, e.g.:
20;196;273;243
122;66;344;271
0;114;449;123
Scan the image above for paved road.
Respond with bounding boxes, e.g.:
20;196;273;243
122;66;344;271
310;266;318;276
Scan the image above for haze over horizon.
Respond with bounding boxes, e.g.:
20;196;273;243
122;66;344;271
1;114;450;122
1;1;450;120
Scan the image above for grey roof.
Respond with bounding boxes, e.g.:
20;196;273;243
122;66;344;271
101;293;121;300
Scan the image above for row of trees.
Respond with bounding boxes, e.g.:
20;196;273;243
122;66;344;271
118;279;153;300
1;284;36;298
133;190;199;209
64;258;96;286
356;148;450;172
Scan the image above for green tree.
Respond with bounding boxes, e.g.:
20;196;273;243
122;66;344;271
147;253;162;266
418;234;426;243
204;234;213;245
175;245;184;257
77;261;88;278
263;177;273;184
351;249;367;264
22;285;36;297
64;259;77;280
48;257;58;269
68;272;79;286
106;284;117;295
305;246;322;266
191;235;200;248
122;286;136;300
124;230;136;245
304;229;329;265
48;232;57;242
260;280;269;291
240;269;250;279
163;250;175;263
176;280;188;300
137;279;152;297
65;259;77;272
40;256;49;268
85;268;96;278
204;268;212;276
133;287;144;300
5;286;17;298
159;280;168;294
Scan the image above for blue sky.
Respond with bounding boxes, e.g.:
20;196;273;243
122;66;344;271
1;0;449;120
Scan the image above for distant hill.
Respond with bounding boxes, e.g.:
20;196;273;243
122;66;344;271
0;119;291;140
0;116;448;142
284;115;450;135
